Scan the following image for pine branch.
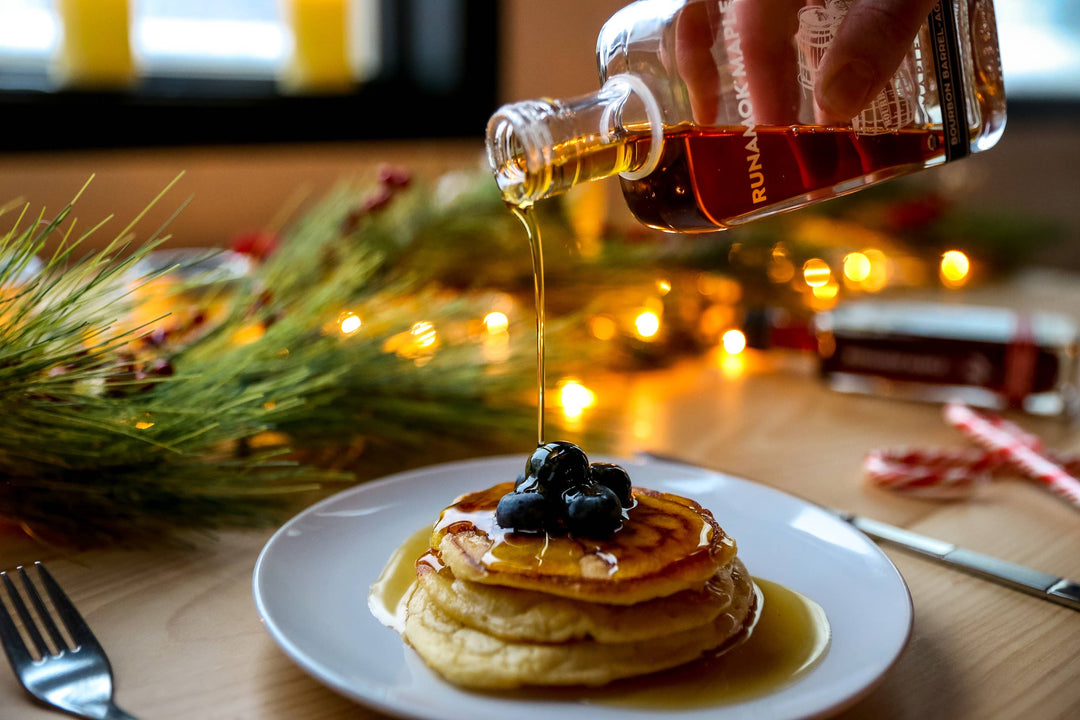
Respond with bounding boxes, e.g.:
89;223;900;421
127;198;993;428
0;171;611;546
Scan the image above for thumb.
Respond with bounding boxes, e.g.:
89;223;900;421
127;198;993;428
815;0;940;122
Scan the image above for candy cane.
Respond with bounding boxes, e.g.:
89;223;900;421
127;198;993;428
944;402;1080;512
863;447;995;499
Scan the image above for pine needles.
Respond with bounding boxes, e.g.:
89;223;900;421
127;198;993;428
0;170;598;546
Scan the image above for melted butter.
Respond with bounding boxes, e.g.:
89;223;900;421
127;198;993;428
431;482;727;581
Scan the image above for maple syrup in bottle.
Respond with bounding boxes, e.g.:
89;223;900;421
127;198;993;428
622;124;947;232
486;0;1006;232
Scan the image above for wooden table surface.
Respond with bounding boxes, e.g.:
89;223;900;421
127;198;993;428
2;271;1079;720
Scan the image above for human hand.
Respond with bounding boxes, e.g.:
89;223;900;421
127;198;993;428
815;0;941;122
674;0;943;126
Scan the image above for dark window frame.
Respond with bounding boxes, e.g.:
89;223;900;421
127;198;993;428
0;0;500;152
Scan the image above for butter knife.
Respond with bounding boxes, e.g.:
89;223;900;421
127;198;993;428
830;511;1080;612
638;452;1080;613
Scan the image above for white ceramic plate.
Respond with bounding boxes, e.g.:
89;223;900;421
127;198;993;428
253;455;912;720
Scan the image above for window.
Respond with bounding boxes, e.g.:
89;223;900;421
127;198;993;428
0;0;499;151
996;0;1080;100
134;1;291;81
0;0;54;83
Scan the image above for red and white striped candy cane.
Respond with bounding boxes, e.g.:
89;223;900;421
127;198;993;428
863;446;996;499
944;402;1080;512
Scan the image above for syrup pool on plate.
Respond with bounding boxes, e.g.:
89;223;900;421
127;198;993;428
369;523;830;708
587;577;830;709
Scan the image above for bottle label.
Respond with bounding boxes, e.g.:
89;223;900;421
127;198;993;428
819;303;1069;402
928;1;970;161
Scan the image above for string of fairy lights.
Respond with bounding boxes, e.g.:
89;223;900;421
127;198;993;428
306;232;974;431
125;175;978;437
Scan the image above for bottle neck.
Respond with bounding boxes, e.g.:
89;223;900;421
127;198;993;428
486;74;663;207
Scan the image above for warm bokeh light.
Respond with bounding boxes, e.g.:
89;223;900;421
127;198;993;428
809;278;841;311
656;278;672;295
340;313;362;335
634;310;661;339
698;304;735;340
558;379;596;419
721;329;747;354
768;257;796;284
564;181;608;258
411;321;436;348
940;250;971;287
812;279;840;300
482;332;510;363
628;390;660;445
231;323;265;346
802;258;831;288
843;252;872;283
697;273;742;303
768;244;796;284
861;249;889;292
247;431;290;449
589;315;618;341
483;311;509;334
719;352;745;380
385;321;439;361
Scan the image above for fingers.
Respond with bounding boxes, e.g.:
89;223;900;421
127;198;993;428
815;0;940;122
736;0;806;125
675;1;722;125
675;0;807;126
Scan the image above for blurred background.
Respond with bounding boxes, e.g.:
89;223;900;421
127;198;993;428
0;0;1079;544
0;0;1076;260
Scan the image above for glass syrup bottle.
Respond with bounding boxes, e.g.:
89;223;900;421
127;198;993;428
486;0;1006;232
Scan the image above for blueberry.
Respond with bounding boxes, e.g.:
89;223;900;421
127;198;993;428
524;444;553;477
562;482;624;538
589;463;633;506
526;441;590;495
515;475;544;495
495;491;549;533
514;472;548;496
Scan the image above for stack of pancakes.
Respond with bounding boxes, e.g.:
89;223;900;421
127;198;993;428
403;482;758;689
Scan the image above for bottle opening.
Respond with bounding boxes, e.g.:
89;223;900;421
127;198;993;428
485;75;663;206
486;100;556;208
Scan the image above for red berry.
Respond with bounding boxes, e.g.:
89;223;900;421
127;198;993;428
230;230;279;261
378;164;412;189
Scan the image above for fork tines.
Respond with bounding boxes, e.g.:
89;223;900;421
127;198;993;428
0;562;136;720
0;562;86;663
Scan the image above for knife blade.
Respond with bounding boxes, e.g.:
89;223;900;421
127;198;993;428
831;511;1080;612
637;451;1080;613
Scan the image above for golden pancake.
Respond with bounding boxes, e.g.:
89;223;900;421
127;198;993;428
432;483;737;605
403;558;758;689
415;552;739;643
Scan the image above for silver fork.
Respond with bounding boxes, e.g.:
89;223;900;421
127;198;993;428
0;562;138;720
